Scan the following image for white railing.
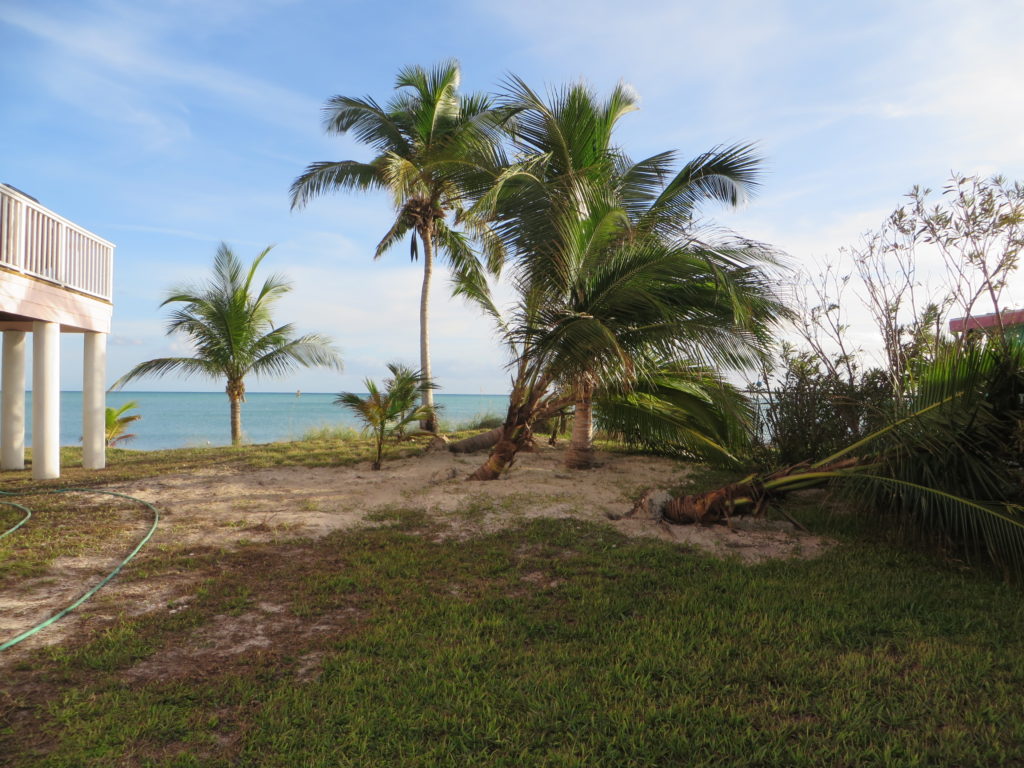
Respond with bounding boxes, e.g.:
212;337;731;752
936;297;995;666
0;184;114;302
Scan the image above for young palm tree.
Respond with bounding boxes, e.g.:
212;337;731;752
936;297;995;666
290;60;505;431
104;401;141;447
114;244;342;445
335;363;436;469
464;78;786;478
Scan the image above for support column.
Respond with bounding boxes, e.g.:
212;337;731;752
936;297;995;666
1;330;26;470
32;321;60;480
82;332;106;470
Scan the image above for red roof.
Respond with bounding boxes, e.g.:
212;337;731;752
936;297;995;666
949;309;1024;333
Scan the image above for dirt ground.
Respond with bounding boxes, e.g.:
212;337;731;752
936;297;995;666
118;443;830;558
0;445;831;656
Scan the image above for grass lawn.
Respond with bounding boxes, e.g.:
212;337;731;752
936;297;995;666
1;441;1023;766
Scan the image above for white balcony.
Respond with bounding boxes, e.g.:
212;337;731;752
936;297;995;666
0;183;113;302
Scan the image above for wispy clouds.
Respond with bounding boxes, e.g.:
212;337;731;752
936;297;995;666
1;0;320;148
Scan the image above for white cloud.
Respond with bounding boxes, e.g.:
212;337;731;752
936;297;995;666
274;259;511;392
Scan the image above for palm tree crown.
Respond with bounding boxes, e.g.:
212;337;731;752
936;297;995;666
114;243;342;445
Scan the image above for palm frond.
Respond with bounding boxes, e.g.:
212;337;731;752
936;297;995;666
640;143;763;238
321;94;411;156
111;357;220;389
375;213;415;259
596;361;751;466
289;160;385;209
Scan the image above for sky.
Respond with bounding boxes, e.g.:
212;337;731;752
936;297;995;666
2;0;1023;394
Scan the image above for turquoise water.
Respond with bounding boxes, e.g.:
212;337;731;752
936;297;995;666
23;392;508;452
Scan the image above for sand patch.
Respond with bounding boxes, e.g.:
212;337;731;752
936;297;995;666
114;444;829;561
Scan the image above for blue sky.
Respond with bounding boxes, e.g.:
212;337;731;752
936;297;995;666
3;0;1023;393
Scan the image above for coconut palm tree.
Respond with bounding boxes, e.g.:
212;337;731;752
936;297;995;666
105;401;141;447
290;60;506;431
466;236;783;479
640;338;1024;578
463;78;786;478
335;363;436;469
114;244;342;445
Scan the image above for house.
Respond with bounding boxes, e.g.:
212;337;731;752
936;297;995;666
949;309;1024;342
0;183;114;479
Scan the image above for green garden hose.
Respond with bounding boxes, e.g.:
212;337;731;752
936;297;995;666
0;501;31;540
0;488;161;652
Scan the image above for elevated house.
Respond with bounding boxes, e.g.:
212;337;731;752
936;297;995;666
0;183;113;479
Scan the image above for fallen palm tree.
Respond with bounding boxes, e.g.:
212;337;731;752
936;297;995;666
632;342;1024;578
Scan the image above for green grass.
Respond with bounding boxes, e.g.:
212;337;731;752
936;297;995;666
299;424;362;441
2;443;1024;765
0;432;438;493
440;413;505;432
0;493;138;584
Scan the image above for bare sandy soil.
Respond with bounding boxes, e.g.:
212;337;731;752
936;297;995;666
0;445;831;657
118;443;830;558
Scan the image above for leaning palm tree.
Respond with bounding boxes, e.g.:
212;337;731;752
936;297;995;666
290;60;506;431
462;78;786;478
466;235;783;479
113;244;342;445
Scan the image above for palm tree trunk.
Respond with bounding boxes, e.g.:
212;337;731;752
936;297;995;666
229;398;242;446
227;378;245;446
468;381;572;480
419;227;437;432
468;387;538;480
467;424;529;480
565;386;596;469
449;426;503;453
450;398;575;454
632;457;861;524
373;428;383;470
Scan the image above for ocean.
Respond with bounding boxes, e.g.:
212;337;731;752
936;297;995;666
23;392;509;452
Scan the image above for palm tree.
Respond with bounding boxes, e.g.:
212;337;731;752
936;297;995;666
105;401;141;447
463;78;786;478
335;363;436;469
114;244;342;445
290;60;505;432
641;338;1024;578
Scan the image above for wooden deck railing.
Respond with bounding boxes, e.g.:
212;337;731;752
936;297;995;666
0;184;114;302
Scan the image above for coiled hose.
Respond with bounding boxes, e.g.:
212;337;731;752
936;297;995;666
0;488;160;651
